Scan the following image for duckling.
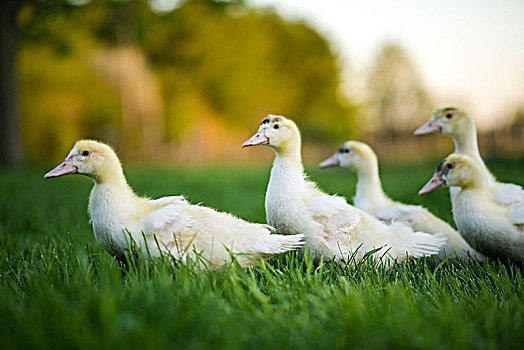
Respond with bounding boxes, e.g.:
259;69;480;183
415;107;524;205
319;140;478;258
419;154;524;262
44;140;304;268
242;115;446;264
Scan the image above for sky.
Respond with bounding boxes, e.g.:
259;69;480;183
249;0;524;129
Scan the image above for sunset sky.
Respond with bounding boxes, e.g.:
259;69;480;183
250;0;524;129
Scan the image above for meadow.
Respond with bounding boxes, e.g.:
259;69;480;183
1;158;523;349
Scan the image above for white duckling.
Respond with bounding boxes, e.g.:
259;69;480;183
319;140;478;258
242;115;446;264
44;140;304;268
415;107;524;205
419;154;524;262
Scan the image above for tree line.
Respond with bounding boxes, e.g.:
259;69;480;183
1;0;435;165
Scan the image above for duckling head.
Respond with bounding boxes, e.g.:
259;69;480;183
414;107;473;138
419;154;483;195
319;141;376;172
242;115;300;154
44;140;123;184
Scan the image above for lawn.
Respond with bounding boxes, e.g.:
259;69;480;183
1;158;523;349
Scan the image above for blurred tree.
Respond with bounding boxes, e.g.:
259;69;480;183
14;0;355;162
17;2;122;162
138;0;355;142
366;42;431;137
0;0;24;166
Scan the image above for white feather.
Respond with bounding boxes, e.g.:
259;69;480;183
491;183;524;206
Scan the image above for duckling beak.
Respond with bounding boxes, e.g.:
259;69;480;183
44;158;78;179
319;155;339;168
414;118;441;135
418;173;446;195
242;132;269;148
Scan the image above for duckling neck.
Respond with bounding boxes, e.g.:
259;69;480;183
269;141;306;198
89;164;139;216
93;161;126;186
453;172;489;195
452;123;496;184
354;162;390;210
453;123;482;163
274;139;304;172
452;186;492;217
94;174;135;196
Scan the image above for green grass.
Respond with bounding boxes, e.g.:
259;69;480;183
1;160;523;349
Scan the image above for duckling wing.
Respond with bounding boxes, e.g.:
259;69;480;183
307;194;446;260
148;196;188;207
375;205;428;225
508;204;524;230
492;183;524;206
307;194;362;239
142;196;194;245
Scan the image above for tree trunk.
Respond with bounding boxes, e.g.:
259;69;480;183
0;0;24;167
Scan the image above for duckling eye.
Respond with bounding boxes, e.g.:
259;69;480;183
273;124;279;129
445;113;453;119
81;150;89;156
446;163;454;170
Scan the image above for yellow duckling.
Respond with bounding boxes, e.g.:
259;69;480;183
419;154;524;262
45;140;304;268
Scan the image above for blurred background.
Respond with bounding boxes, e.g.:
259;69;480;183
1;0;524;167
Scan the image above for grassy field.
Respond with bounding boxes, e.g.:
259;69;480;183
1;158;523;349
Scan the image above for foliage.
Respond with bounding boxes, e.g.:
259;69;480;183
16;0;355;162
1;161;523;349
